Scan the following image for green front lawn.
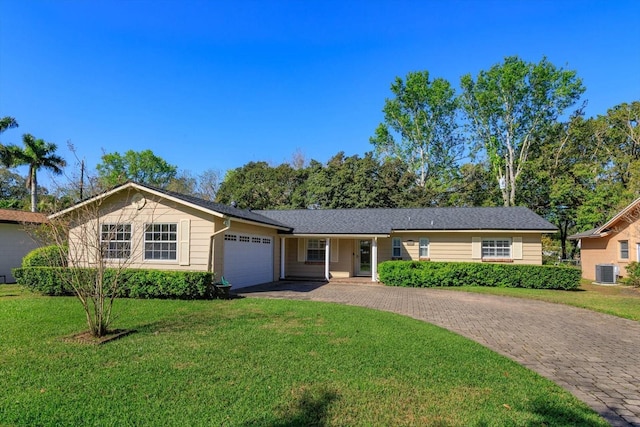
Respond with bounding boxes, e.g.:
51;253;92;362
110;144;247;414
0;285;605;426
445;281;640;321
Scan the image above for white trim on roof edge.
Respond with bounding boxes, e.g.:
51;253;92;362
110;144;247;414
48;182;289;231
595;196;640;234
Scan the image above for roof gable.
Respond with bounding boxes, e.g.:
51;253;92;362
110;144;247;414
570;197;640;240
49;182;290;230
595;197;640;234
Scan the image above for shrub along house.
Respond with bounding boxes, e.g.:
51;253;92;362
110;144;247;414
569;197;640;282
51;181;557;289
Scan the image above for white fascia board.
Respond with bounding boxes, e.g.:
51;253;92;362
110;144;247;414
49;182;289;231
49;182;141;219
595;196;640;234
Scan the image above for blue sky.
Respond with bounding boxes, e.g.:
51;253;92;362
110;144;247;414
1;0;639;188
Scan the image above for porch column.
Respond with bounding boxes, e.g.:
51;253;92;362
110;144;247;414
280;237;285;279
325;238;330;281
371;237;378;282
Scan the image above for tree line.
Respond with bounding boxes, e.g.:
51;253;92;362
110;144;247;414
1;56;638;259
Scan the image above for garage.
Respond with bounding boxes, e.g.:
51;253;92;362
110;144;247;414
223;233;274;288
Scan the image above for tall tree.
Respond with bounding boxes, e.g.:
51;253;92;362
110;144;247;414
96;149;177;189
460;56;585;206
370;71;463;191
216;161;306;210
0;134;66;212
0;166;28;209
196;168;222;201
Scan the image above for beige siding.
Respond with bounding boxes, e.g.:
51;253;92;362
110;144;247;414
283;237;352;279
281;233;545;280
0;224;43;282
67;191;281;280
377;233;542;265
579;217;640;281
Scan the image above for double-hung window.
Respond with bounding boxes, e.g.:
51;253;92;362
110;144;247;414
392;237;402;258
620;241;629;259
144;223;177;260
307;239;326;262
101;224;131;259
419;238;429;258
482;239;511;258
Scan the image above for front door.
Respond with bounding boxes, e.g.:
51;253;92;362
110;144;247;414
357;240;371;276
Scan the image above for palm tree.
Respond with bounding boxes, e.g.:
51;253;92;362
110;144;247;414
0;116;18;134
0;134;66;212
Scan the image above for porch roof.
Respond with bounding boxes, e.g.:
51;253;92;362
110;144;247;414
257;206;557;235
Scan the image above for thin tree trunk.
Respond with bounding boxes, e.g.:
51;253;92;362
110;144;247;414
30;168;38;212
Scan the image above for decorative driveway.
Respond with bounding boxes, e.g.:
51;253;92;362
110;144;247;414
237;281;640;427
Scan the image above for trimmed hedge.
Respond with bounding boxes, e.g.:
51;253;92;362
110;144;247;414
22;245;68;268
12;267;216;299
378;261;582;290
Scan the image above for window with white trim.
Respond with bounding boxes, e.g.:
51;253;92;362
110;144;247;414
419;238;429;258
144;223;177;260
392;237;402;258
307;239;326;261
482;239;511;258
620;241;629;259
101;224;131;259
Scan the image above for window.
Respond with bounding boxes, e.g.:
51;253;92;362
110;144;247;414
419;238;429;258
620;241;629;259
307;239;326;261
224;234;237;241
101;224;131;259
392;237;402;258
239;235;250;243
482;239;511;258
144;223;177;260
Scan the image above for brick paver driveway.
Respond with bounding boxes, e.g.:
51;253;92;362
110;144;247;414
237;281;640;427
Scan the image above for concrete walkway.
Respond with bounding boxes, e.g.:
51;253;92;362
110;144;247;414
236;281;640;427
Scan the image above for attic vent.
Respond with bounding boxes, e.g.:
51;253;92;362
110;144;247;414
595;264;616;284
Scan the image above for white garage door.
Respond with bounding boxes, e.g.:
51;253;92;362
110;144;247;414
223;233;274;288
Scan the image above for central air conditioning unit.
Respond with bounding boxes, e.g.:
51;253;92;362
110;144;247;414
595;264;617;284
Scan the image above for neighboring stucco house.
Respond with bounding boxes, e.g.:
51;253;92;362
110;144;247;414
0;209;47;283
51;182;557;289
569;197;640;281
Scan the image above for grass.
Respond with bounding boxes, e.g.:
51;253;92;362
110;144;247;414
0;284;606;426
442;281;640;321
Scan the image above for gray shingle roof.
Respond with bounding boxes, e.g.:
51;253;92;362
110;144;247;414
55;182;555;235
137;184;291;229
257;207;557;235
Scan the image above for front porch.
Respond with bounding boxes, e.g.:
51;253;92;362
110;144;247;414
279;236;386;282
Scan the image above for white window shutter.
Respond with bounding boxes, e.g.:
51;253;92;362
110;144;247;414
179;219;190;266
472;237;481;259
513;237;523;259
297;238;306;262
331;239;339;263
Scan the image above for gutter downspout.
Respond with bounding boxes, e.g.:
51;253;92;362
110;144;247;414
207;217;231;273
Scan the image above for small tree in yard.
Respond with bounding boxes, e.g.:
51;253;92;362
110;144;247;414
45;185;146;337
